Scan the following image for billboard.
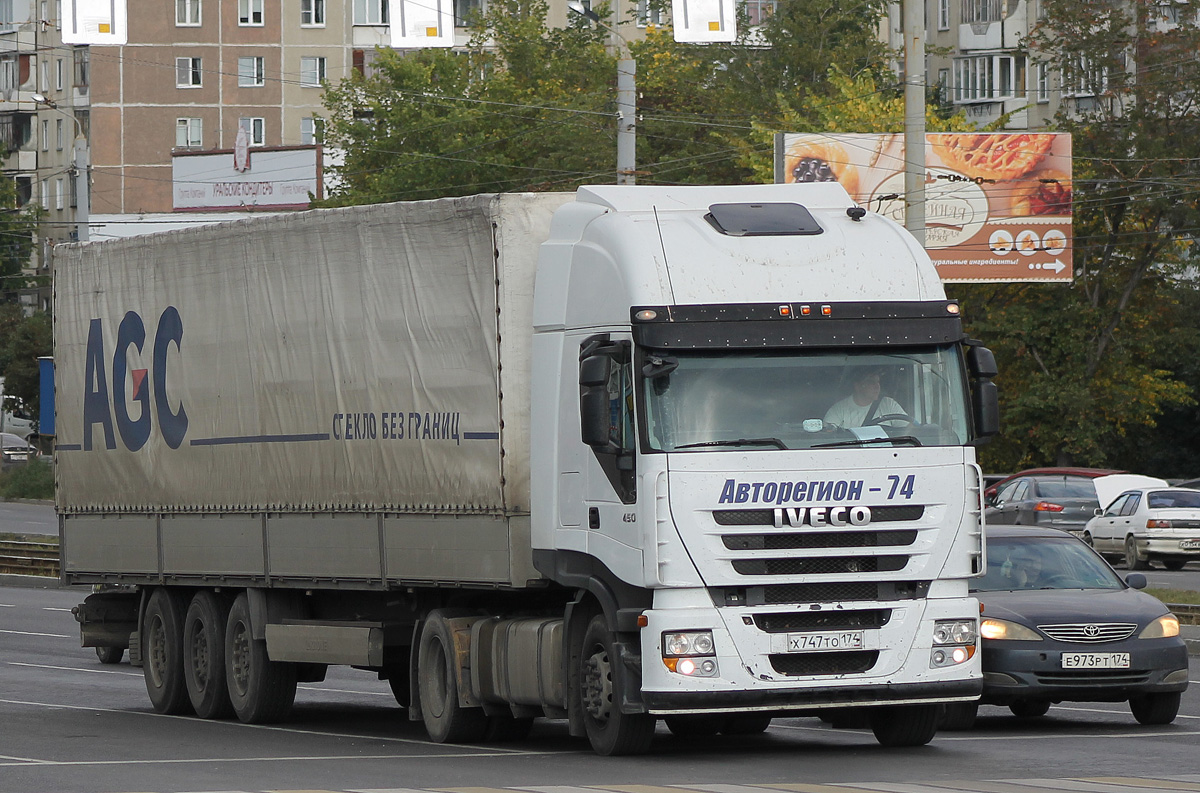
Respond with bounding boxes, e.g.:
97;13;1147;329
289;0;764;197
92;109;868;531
62;0;128;45
775;132;1073;283
173;146;321;212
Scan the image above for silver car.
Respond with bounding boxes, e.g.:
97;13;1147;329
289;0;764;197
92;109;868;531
0;432;37;471
1085;485;1200;570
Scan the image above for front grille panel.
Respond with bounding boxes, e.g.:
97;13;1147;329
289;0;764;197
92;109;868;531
754;609;892;633
714;505;925;526
722;530;918;551
733;555;909;576
1034;670;1152;685
770;651;879;676
1037;623;1138;643
762;582;880;604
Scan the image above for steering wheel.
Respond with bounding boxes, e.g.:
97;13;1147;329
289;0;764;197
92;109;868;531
1037;574;1071;588
865;412;912;427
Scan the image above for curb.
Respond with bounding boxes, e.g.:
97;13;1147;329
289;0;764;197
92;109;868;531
0;574;72;589
0;498;54;506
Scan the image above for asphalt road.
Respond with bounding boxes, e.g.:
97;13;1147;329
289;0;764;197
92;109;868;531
0;500;56;537
3;586;1199;793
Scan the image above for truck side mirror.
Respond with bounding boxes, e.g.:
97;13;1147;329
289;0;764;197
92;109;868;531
967;344;998;379
972;379;999;438
579;354;612;449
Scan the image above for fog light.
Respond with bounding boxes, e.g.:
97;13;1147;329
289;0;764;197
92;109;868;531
679;658;696;675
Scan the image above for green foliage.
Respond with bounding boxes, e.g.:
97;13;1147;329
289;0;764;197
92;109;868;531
0;176;40;292
0;306;52;419
953;0;1200;472
0;457;53;500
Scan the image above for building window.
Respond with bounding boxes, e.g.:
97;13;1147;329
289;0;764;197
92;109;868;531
40;178;48;209
238;56;265;87
300;56;326;87
739;0;776;26
634;0;659;26
301;0;324;26
938;0;950;30
353;0;387;25
40;58;48;93
176;57;202;88
1064;55;1107;97
1036;62;1049;102
176;117;202;147
455;0;483;25
176;0;200;26
960;0;1001;24
74;48;89;88
41;119;48;150
239;117;265;146
300;116;324;145
55;58;63;90
0;0;14;33
55;178;63;210
238;0;263;26
953;54;1025;102
56;118;63;150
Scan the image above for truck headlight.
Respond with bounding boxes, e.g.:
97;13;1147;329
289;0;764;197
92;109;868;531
662;630;718;677
1139;615;1180;639
931;619;977;668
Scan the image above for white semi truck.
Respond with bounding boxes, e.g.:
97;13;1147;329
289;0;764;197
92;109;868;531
60;184;998;755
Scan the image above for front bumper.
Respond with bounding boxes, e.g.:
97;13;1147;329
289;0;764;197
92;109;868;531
643;678;982;713
979;639;1189;705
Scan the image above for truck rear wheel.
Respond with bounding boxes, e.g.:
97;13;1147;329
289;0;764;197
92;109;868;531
417;608;488;743
143;588;192;715
225;593;296;723
578;613;655;756
868;704;939;747
184;591;234;719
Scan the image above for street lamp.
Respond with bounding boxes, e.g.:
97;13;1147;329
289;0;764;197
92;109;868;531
31;93;89;242
567;1;637;185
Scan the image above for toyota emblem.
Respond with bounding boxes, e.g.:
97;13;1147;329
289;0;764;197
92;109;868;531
1083;624;1100;637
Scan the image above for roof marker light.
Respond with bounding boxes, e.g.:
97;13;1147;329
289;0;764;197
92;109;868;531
947;303;961;315
635;309;658;321
821;305;832;316
778;305;791;317
800;305;812;316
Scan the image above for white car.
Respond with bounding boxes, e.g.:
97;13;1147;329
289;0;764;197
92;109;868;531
1083;475;1200;570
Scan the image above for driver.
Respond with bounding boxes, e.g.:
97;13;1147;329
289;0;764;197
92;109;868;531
823;367;907;429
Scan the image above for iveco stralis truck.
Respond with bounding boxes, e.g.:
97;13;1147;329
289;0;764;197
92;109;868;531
61;184;998;755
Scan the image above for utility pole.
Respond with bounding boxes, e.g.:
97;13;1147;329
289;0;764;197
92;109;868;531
903;0;926;246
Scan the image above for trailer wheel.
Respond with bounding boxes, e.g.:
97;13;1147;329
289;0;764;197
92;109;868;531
224;593;296;723
417;609;487;743
95;646;124;665
143;588;192;715
868;704;939;747
184;591;234;719
578;613;655;756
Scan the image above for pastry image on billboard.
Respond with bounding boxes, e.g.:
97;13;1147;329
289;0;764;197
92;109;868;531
784;136;860;196
1011;169;1072;217
930;133;1055;180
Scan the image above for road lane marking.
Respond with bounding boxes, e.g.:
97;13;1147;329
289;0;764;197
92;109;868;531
0;629;70;638
1082;778;1200;791
937;730;1200;741
42;607;72;612
297;685;392;697
0;604;15;607
0;750;566;768
0;697;580;756
8;662;141;677
0;753;53;764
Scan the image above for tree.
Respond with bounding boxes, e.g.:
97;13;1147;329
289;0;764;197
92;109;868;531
0;176;40;298
0;304;51;421
950;0;1200;471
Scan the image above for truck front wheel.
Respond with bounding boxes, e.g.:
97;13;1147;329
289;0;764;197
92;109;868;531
224;593;296;723
868;704;939;747
184;591;234;719
417;609;488;743
578;614;655;756
143;588;192;715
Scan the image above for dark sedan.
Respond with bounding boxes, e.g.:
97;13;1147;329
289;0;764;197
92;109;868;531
984;469;1120;535
942;526;1188;729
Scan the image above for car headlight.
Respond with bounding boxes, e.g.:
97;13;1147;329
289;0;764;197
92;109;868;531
980;618;1042;641
1139;615;1180;639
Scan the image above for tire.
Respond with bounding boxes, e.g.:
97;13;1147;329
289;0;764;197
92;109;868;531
95;646;124;665
1125;537;1150;571
1162;558;1188;571
417;609;488;743
224;592;296;724
578;613;656;756
1009;699;1051;719
939;701;978;731
142;588;192;715
183;591;234;719
1129;692;1181;725
484;713;534;742
868;704;939;747
1082;532;1095;549
388;675;410;708
664;714;724;737
721;714;773;735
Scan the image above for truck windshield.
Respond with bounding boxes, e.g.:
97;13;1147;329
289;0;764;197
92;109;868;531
641;346;971;452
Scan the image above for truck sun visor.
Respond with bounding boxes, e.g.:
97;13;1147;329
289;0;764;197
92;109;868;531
704;202;824;237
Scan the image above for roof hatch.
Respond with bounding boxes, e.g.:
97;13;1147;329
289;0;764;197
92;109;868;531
704;202;824;237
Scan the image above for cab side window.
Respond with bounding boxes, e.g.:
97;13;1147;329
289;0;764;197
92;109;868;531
606;358;635;454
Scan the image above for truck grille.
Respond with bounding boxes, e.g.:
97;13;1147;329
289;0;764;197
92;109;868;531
733;555;908;576
762;582;880;603
714;505;925;525
722;530;918;551
1037;623;1138;643
754;609;892;633
770;651;879;676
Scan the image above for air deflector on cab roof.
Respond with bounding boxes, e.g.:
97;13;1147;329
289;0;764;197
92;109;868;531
704;202;824;237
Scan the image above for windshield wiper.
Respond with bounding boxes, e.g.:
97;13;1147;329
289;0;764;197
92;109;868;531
675;438;787;450
812;436;923;449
